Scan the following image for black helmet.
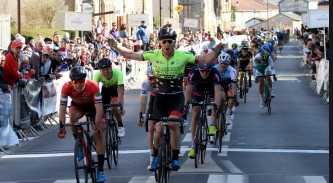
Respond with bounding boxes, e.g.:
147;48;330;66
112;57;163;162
97;58;112;69
189;49;196;55
69;66;87;81
158;28;177;40
197;62;213;70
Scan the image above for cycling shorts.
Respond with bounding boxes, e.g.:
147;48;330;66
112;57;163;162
153;93;184;118
101;86;118;106
254;67;272;78
239;61;251;72
69;101;96;119
147;94;155;115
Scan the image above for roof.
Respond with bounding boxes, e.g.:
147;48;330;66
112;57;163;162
318;0;329;6
245;17;265;23
281;12;302;21
233;0;279;11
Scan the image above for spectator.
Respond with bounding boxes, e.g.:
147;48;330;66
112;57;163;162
37;34;43;41
101;23;109;37
4;41;33;87
119;24;129;39
27;37;35;49
30;40;46;80
217;24;222;39
40;52;56;81
110;22;120;39
44;37;53;44
136;20;149;51
53;31;61;49
93;33;103;60
0;54;10;93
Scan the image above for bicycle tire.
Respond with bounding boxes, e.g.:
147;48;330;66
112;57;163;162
74;140;88;183
194;120;201;168
105;124;112;169
243;74;247;103
201;116;208;164
112;123;119;165
86;133;97;183
218;112;224;153
157;136;169;183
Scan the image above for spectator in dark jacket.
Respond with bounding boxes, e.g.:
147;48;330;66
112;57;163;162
119;24;129;38
30;40;45;80
136;20;149;51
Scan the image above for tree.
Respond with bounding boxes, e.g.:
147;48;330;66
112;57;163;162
24;0;62;29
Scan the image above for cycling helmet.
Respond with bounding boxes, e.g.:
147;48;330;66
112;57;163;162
254;36;258;39
146;66;154;77
241;42;249;49
158;28;177;40
261;50;269;60
197;62;213;70
69;66;87;81
225;49;234;56
231;43;238;49
97;58;112;69
218;51;231;64
202;45;209;50
269;37;273;42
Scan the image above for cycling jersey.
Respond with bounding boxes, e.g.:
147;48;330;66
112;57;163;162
237;51;253;71
143;50;198;94
214;65;237;92
253;53;276;77
94;68;124;88
140;78;157;97
188;66;221;95
60;79;102;106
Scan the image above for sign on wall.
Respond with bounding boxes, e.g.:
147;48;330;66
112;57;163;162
162;18;179;29
127;14;150;27
184;18;198;28
279;0;308;13
64;12;92;31
307;9;329;28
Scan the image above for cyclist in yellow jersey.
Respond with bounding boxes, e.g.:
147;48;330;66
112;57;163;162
107;27;225;171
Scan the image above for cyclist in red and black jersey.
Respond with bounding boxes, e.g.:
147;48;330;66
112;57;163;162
58;66;106;183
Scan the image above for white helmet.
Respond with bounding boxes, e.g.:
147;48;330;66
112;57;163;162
202;45;209;50
146;66;154;77
217;51;231;64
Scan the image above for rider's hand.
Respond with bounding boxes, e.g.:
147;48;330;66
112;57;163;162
57;127;66;139
107;36;118;48
137;118;144;127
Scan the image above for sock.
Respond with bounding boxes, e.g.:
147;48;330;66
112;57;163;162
118;121;123;127
153;147;158;157
209;118;216;126
172;149;180;161
97;154;104;171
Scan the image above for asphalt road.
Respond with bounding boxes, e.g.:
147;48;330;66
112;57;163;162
0;40;328;183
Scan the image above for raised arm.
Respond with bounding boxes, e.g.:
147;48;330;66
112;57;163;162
107;36;144;61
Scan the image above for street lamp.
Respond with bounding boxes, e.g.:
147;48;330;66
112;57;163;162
253;9;256;25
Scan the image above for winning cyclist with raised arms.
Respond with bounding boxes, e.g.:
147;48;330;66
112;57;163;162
107;27;225;171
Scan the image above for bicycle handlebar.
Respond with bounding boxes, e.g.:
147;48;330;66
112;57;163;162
62;121;94;127
104;103;122;108
145;114;183;122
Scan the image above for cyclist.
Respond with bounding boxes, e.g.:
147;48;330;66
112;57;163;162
58;66;106;183
200;44;210;55
94;58;126;137
250;35;259;56
137;66;157;170
231;43;239;58
225;49;239;74
237;42;253;98
253;50;276;108
267;37;277;61
107;27;225;171
184;63;222;158
214;52;238;124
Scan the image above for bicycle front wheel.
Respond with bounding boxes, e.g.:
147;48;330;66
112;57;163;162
243;74;247;103
218;113;225;153
157;136;169;183
194;121;201;168
105;124;112;169
74;139;88;183
112;123;119;165
201;117;208;164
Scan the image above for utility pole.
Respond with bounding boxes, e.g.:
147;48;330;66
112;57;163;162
187;0;189;31
170;0;172;18
143;0;145;14
18;0;21;34
267;0;269;31
160;0;162;28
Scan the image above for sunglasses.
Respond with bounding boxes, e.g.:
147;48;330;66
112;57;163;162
72;79;85;85
219;62;229;65
161;40;175;45
199;69;211;73
147;76;155;81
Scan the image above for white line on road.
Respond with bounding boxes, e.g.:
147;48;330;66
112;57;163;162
217;146;229;157
128;176;155;183
207;174;249;183
303;176;327;183
183;133;192;142
221;160;243;174
1;148;328;159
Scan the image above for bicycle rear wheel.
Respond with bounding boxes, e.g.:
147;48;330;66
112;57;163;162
105;124;112;169
74;139;88;183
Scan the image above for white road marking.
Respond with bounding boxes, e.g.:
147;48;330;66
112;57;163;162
178;151;223;173
183;133;192;142
207;174;249;183
217;146;228;157
128;176;155;183
180;146;189;156
221;160;243;173
303;176;327;183
54;179;92;183
1;148;328;159
222;133;230;142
